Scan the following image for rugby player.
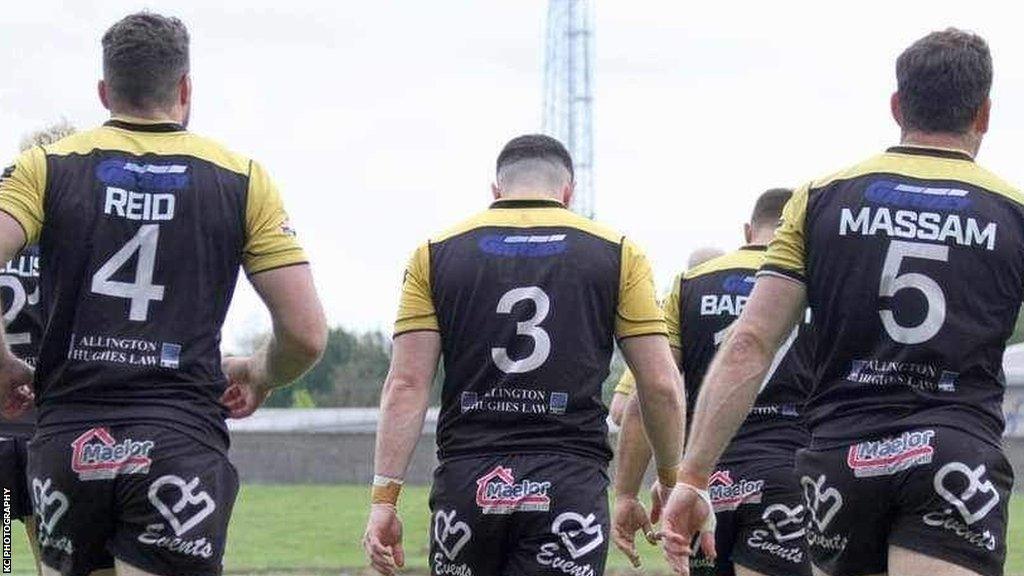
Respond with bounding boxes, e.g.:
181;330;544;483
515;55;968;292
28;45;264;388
0;121;77;576
363;134;685;576
612;189;814;576
0;12;326;576
609;246;725;427
660;29;1016;576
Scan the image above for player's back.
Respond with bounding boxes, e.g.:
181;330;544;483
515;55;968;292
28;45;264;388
763;146;1024;448
670;247;813;461
396;198;664;463
0;118;304;451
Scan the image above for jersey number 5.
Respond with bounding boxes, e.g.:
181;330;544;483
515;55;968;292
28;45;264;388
879;240;949;345
90;224;166;322
492;286;551;374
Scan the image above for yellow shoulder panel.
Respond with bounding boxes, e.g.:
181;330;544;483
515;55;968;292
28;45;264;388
432;204;623;245
46;127;252;176
811;152;1024;205
683;248;763;280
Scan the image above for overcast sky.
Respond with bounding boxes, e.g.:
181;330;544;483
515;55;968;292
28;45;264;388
4;0;1024;349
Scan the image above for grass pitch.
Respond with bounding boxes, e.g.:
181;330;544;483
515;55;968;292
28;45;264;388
5;485;1022;575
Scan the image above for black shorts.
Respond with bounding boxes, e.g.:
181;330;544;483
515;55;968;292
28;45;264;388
27;424;239;576
0;433;32;519
689;458;811;576
429;453;609;576
795;426;1013;576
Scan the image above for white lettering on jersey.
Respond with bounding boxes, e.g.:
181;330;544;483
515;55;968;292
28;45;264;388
104;187;176;222
839;207;996;251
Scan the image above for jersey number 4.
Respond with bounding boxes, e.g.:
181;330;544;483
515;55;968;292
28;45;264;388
90;224;166;322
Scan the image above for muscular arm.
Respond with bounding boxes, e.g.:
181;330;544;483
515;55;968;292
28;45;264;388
613;394;653;496
373;331;441;478
679;276;806;485
246;264;328;389
619;335;684;480
614;347;682;497
0;214;26;359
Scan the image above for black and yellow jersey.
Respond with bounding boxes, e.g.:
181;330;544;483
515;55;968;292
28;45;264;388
762;145;1024;449
395;198;666;463
613;369;636;396
0;117;307;452
0;245;42;436
663;246;813;462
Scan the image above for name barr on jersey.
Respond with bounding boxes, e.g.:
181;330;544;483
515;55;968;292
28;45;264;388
700;274;755;316
839;182;996;251
99;160;188;222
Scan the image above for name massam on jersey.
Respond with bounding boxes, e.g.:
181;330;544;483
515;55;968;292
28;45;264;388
839;183;997;251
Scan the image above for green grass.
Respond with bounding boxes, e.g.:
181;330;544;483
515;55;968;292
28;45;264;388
4;485;1023;575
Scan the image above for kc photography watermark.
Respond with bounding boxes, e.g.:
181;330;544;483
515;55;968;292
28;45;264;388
3;487;11;573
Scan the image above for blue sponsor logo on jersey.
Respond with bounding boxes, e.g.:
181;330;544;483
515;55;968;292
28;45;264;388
549;392;568;415
461;391;479;413
96;158;190;191
864;179;971;212
721;274;756;296
479;234;568;257
160;343;181;369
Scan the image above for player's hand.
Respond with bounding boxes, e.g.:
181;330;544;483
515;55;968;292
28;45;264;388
0;354;33;419
612;494;658;568
660;484;717;576
364;503;405;576
649;479;672;524
220;356;271;419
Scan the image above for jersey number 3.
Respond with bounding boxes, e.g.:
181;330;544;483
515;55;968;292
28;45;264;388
492;286;551;374
90;224;166;322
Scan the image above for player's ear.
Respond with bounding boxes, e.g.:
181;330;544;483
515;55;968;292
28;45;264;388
491;183;501;200
890;92;903;128
974;98;991;135
743;223;752;244
179;74;192;108
562;181;575;207
98;80;111;111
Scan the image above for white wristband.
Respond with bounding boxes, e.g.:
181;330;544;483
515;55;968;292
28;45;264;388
678;482;717;533
373;474;404;487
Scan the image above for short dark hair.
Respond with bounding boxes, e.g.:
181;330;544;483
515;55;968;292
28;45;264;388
496;134;574;181
896;28;992;134
751;188;793;228
102;12;190;111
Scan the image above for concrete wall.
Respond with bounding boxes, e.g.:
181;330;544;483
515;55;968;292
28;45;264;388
229;432;439;485
228;430;1023;492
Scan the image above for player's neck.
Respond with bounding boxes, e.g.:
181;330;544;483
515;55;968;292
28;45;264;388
496;190;564;204
899;130;978;158
108;107;184;126
747;232;773;247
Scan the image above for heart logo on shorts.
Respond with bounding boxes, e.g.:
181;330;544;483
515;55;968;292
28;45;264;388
551;512;604;559
31;478;69;533
433;509;472;560
147;475;217;536
933;462;1000;525
761;503;806;542
800;474;842;532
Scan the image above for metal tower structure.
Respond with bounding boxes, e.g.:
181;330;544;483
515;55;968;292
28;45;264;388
543;0;595;218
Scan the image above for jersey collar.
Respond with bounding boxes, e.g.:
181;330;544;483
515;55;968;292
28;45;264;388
490;198;566;209
105;116;186;133
740;244;768;252
886;145;974;162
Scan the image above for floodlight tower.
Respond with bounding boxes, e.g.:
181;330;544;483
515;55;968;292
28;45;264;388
543;0;595;218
